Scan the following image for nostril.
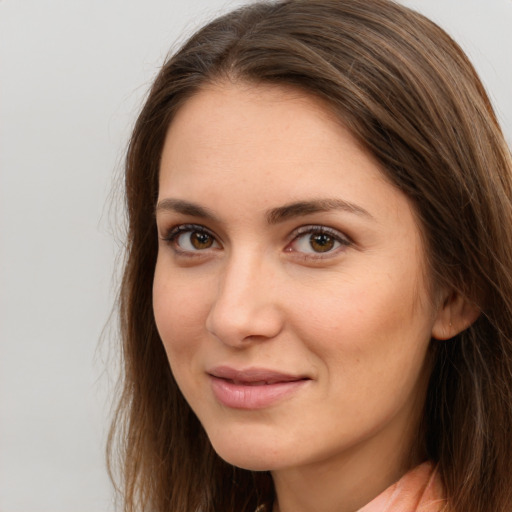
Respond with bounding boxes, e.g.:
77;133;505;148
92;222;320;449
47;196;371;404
205;301;284;347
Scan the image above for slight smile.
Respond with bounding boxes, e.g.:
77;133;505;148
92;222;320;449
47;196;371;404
208;366;311;409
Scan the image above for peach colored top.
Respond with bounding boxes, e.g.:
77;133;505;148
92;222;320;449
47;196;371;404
357;462;446;512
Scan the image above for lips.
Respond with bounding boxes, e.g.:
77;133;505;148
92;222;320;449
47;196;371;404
208;366;310;409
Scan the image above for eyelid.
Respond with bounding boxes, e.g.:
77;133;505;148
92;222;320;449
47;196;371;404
290;224;352;242
160;223;222;252
286;224;352;256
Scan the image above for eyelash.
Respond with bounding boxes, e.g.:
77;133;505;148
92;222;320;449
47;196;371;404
286;225;352;258
161;224;220;256
160;223;351;258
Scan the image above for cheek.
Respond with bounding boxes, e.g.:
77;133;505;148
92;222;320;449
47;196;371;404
153;279;210;414
290;266;434;379
153;266;210;365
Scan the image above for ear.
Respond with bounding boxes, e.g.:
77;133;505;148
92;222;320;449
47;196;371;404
431;291;480;340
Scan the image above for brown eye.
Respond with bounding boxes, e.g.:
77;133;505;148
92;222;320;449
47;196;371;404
190;231;214;249
309;233;335;253
289;226;349;256
168;225;220;253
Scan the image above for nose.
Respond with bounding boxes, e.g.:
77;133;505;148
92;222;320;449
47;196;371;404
205;252;284;347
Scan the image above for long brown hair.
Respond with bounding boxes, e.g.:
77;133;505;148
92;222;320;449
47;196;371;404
108;1;512;511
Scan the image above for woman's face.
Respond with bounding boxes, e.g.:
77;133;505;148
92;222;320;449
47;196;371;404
153;82;443;476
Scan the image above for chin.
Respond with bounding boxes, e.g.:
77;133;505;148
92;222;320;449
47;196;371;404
215;451;279;472
206;430;288;471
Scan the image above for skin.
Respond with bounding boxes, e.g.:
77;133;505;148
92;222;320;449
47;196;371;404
153;81;461;512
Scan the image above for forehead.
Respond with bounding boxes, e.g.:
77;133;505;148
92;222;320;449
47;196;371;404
161;82;373;185
159;81;407;222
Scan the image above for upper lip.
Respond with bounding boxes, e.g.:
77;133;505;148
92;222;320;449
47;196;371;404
208;366;309;385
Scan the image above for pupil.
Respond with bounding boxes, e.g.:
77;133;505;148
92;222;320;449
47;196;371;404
310;233;334;252
191;232;212;249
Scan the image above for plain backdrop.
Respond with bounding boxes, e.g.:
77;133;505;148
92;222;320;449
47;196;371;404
1;1;511;511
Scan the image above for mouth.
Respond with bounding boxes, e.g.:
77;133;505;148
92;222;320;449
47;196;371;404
207;366;311;409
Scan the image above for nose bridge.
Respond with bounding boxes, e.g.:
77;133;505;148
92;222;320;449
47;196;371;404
205;247;283;345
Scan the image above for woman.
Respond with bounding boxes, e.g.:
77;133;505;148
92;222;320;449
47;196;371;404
108;1;512;511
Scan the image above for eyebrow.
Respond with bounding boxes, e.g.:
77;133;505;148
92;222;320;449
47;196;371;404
155;198;218;221
265;199;373;224
155;198;373;224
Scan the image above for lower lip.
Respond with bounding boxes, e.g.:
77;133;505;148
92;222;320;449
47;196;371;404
209;376;308;409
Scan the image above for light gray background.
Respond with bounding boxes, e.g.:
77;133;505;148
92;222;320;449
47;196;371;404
1;1;511;511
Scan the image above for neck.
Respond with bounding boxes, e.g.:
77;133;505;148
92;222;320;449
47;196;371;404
271;421;423;512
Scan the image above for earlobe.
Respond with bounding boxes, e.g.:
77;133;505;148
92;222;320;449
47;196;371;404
431;291;480;340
